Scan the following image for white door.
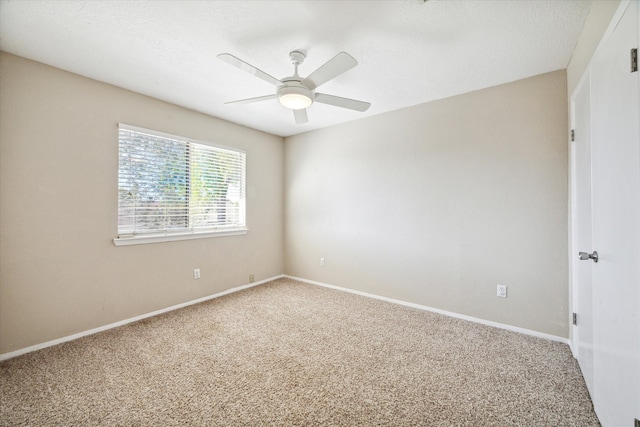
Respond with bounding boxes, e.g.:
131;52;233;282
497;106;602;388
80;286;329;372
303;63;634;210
588;0;640;425
571;80;594;399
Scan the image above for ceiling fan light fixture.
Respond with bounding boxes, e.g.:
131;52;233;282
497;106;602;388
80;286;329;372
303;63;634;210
218;50;370;123
278;85;313;110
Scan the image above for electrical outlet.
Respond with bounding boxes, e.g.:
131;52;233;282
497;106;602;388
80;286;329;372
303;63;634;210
249;273;255;283
497;284;507;298
193;268;201;280
320;257;325;267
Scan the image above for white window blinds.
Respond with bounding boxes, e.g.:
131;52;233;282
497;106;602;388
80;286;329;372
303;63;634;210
117;124;246;240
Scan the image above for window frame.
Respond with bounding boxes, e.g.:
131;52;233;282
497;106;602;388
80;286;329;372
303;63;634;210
114;124;248;246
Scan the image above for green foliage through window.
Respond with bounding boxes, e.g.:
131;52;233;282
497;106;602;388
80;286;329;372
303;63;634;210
118;125;246;236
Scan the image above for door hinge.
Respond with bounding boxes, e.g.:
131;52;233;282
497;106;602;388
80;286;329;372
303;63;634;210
571;129;575;142
573;312;577;326
632;48;638;73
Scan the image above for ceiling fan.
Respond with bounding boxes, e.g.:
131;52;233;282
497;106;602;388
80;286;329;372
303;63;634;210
217;50;371;124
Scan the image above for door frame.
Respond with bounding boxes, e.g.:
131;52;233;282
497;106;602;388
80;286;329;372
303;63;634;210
568;0;632;358
568;0;640;424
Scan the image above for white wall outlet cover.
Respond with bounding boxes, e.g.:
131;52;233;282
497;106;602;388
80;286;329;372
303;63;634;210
497;284;507;298
194;268;201;279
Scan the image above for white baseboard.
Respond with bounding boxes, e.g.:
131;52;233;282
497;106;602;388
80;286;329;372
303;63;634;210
2;273;567;362
0;274;284;362
286;275;569;344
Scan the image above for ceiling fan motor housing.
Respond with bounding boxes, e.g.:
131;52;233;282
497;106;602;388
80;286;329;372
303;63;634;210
278;80;314;109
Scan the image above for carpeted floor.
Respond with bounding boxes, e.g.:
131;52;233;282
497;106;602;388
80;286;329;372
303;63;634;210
0;277;599;426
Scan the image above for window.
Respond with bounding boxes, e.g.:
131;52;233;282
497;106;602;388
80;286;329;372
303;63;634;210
115;124;247;246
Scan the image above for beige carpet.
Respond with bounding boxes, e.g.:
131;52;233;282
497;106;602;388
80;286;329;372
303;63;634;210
0;277;599;426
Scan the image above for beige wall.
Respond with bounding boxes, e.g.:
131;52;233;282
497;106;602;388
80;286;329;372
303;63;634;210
567;0;621;96
0;52;284;354
285;70;569;337
1;39;580;353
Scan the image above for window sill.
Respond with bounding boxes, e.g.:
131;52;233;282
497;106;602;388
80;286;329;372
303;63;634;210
113;228;249;246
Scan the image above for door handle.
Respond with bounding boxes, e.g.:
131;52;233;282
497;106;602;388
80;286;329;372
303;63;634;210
578;251;598;263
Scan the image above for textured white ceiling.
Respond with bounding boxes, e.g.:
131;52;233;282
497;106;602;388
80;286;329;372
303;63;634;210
0;0;591;137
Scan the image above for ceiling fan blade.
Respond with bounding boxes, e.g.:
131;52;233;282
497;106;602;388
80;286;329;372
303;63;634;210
315;93;371;112
217;53;282;87
224;94;277;105
293;108;308;125
302;52;357;90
